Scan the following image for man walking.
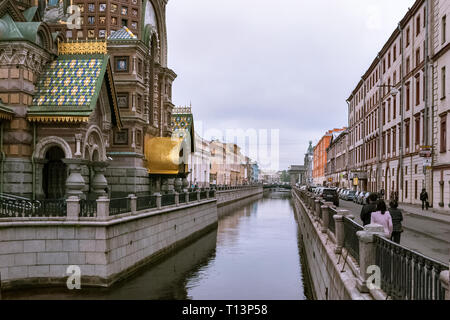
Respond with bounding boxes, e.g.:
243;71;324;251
420;189;429;211
360;193;378;226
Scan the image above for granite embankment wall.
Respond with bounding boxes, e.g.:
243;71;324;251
292;190;372;300
0;186;263;290
216;186;263;207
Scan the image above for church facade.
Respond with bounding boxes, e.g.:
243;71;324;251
0;0;184;201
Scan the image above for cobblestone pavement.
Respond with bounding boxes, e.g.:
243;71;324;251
338;200;450;264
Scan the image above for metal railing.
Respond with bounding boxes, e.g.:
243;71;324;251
109;198;131;216
343;217;363;263
200;191;208;200
179;193;186;204
209;190;215;198
137;195;157;211
375;235;447;300
0;198;67;218
80;199;96;218
189;192;198;202
161;194;175;207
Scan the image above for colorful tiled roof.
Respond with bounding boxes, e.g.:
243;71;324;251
32;57;104;108
171;109;195;152
28;50;122;128
108;26;137;40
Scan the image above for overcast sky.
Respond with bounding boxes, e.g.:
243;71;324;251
166;0;414;171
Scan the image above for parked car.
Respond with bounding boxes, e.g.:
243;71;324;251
361;192;371;205
321;188;339;207
346;190;356;201
354;191;362;203
356;191;366;204
340;190;348;200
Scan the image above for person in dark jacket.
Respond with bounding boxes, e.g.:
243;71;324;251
420;189;429;210
360;193;378;226
388;201;403;244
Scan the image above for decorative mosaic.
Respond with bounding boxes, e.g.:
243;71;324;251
108;26;137;40
32;57;105;107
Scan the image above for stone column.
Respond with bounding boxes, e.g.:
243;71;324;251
321;204;331;233
155;193;162;209
63;159;86;199
128;194;137;215
174;191;179;206
197;190;201;201
333;214;345;254
314;199;321;221
356;224;385;293
206;188;210;199
440;268;449;300
96;196;110;221
185;191;189;203
91;161;109;198
66;196;80;221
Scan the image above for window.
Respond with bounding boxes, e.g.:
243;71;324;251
136;130;142;147
415;180;418;199
117;93;129;109
393;128;397;152
443;15;447;45
406;83;411;111
416;15;421;36
415;116;420;146
416;48;420;67
441;116;447;153
393;96;397;119
393;45;397;61
136;94;142;113
406;56;411;74
442;67;446;99
406;27;410;47
388;53;391;68
115;57;129;72
122;19;128;27
137;59;143;76
416;76;420;106
405;180;408;199
405;121;410;149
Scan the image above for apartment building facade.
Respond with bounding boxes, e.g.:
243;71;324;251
313;128;346;186
346;0;450;209
326;130;349;188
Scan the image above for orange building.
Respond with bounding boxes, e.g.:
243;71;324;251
313;128;346;186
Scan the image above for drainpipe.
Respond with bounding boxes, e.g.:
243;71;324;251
0;122;4;195
32;123;36;200
377;53;383;194
399;23;405;203
424;0;431;199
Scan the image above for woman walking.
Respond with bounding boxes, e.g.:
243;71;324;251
370;200;393;239
388;201;403;244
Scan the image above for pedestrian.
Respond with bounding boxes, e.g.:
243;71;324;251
360;193;378;226
388;201;403;244
371;200;393;239
420;188;429;211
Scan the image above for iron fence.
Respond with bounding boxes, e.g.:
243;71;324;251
137;195;157;211
80;199;97;218
200;191;208;200
0;198;67;218
179;193;186;204
375;235;447;300
109;198;131;216
209;190;215;198
189;192;198;202
161;194;176;207
343;217;363;263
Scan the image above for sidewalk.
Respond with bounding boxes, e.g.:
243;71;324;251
399;203;450;224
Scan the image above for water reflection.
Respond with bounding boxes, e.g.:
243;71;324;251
4;192;308;300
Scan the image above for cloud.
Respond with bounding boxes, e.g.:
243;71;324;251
167;0;415;170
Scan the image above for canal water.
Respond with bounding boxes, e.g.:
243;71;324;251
3;191;311;300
